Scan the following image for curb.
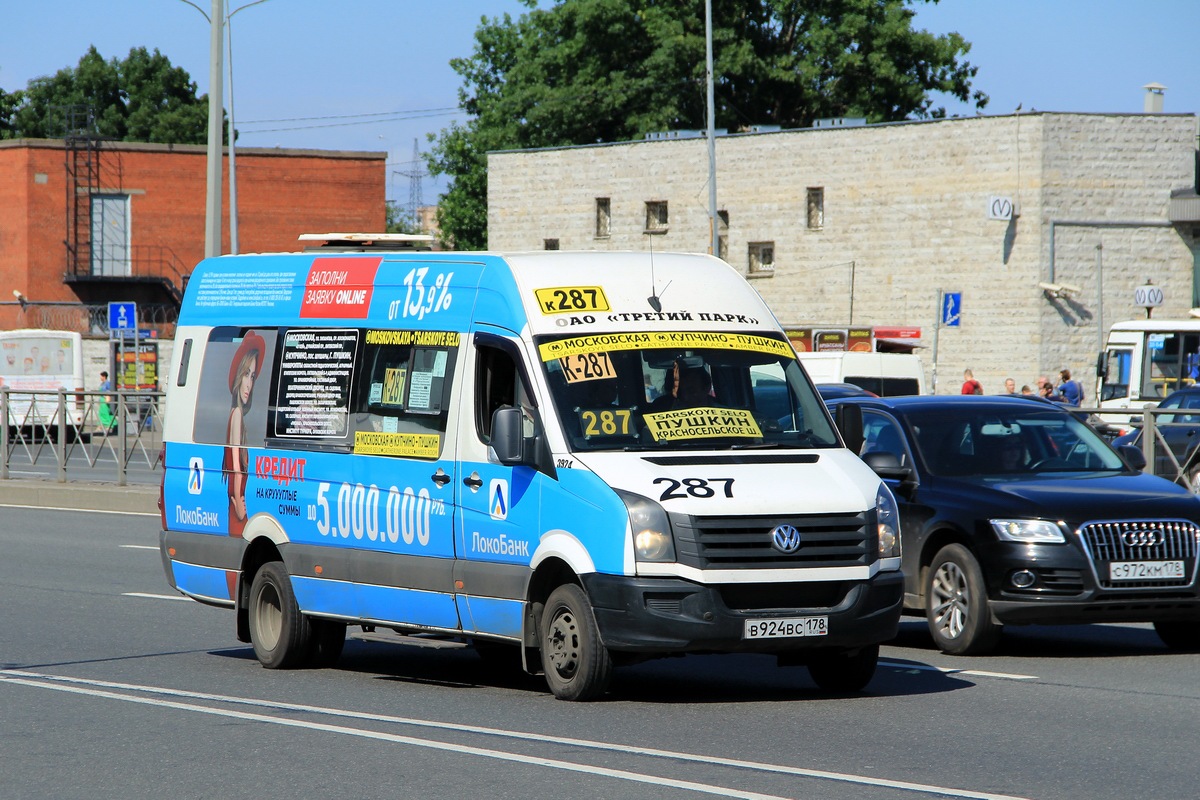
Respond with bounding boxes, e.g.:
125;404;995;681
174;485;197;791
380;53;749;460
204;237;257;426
0;479;159;515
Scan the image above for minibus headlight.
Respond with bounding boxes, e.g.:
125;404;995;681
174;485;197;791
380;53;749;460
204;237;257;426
876;483;901;560
615;489;675;562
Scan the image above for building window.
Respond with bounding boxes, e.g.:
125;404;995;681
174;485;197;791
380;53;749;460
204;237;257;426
717;210;729;262
595;198;611;238
806;187;824;230
544;238;559;250
748;242;775;275
644;201;669;234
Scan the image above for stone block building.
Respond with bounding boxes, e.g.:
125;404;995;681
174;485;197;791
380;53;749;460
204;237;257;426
487;112;1200;394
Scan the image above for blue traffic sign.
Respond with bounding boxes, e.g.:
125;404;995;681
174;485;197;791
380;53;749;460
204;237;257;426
108;302;137;332
941;292;962;327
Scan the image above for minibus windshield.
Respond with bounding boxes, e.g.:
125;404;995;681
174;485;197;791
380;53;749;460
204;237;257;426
535;331;840;451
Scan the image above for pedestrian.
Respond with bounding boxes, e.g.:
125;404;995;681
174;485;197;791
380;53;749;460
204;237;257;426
1039;381;1061;402
961;369;983;395
1002;377;1016;395
1057;368;1083;406
1020;385;1033;395
97;370;115;432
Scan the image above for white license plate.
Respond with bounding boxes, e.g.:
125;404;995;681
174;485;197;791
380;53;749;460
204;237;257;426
1109;560;1186;581
743;616;828;639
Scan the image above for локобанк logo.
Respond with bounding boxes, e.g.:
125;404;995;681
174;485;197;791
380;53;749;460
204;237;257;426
489;479;508;520
188;456;204;495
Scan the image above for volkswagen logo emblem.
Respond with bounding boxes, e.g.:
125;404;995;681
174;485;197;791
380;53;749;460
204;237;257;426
1121;529;1163;547
771;525;802;554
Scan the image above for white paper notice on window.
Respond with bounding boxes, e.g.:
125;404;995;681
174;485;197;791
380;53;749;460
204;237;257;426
408;372;433;409
432;351;448;378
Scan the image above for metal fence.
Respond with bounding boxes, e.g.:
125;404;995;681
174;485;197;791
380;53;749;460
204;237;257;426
0;388;164;486
0;392;1192;491
1124;406;1200;490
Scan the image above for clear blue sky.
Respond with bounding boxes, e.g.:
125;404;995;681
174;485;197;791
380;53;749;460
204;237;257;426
3;1;1198;205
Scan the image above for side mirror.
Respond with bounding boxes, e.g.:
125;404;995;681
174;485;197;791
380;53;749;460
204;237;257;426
1117;444;1147;472
490;406;528;465
834;403;863;454
1096;351;1108;380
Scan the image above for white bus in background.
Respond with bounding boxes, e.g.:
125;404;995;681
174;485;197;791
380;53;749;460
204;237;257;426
1099;319;1200;425
0;329;86;438
795;351;927;396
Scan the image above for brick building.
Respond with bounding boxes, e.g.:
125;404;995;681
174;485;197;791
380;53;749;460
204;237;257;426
487;112;1200;394
0;138;386;332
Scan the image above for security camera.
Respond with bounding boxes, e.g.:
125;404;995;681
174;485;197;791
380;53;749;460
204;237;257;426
1038;282;1081;299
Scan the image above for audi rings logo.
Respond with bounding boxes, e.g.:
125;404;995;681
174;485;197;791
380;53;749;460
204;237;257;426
771;524;802;554
1121;529;1163;547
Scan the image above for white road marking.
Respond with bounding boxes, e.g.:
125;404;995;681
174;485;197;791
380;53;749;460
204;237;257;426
0;502;158;517
0;669;1032;800
120;545;158;550
122;592;190;601
881;660;1038;681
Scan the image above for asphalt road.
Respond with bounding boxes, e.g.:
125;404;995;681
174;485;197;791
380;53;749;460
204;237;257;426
2;504;1199;800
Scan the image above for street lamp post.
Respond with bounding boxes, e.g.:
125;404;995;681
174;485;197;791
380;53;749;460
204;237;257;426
205;0;224;259
225;0;272;255
705;0;718;257
179;0;270;258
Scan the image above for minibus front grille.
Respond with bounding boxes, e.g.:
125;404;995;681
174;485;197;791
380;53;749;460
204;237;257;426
670;511;871;569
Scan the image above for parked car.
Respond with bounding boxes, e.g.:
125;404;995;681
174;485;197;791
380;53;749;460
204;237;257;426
826;394;1200;655
1111;386;1200;492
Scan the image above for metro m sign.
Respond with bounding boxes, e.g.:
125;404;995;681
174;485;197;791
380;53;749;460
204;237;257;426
987;196;1017;220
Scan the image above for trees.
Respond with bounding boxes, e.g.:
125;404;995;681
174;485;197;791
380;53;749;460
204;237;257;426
429;0;987;249
0;45;215;144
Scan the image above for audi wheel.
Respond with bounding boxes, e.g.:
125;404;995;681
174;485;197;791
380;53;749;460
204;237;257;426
925;544;1001;656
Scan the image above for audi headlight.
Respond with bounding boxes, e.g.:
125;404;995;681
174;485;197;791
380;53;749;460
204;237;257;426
990;519;1066;544
876;483;901;560
615;489;675;562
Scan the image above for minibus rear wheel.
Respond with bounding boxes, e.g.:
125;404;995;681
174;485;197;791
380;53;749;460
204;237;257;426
539;584;612;701
248;561;312;669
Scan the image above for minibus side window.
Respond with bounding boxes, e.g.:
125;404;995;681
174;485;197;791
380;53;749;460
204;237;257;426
355;339;457;450
475;343;538;444
192;327;277;449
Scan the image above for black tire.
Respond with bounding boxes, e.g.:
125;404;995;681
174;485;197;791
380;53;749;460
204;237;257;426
925;544;1001;655
1153;621;1200;652
248;561;312;669
539;584;612;701
308;619;347;667
807;645;880;693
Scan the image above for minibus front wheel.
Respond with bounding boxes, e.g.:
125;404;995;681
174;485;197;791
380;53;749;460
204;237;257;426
249;561;312;669
539;584;612;701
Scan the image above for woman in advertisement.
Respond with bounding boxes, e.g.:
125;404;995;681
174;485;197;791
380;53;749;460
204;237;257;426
223;332;265;537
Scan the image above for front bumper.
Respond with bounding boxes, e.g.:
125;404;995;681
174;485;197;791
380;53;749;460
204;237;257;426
581;569;903;654
981;538;1200;625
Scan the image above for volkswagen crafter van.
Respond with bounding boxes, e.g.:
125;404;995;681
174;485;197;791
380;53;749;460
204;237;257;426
159;247;902;700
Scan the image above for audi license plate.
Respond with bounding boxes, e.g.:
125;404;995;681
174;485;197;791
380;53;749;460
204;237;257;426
744;616;828;639
1109;560;1185;581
